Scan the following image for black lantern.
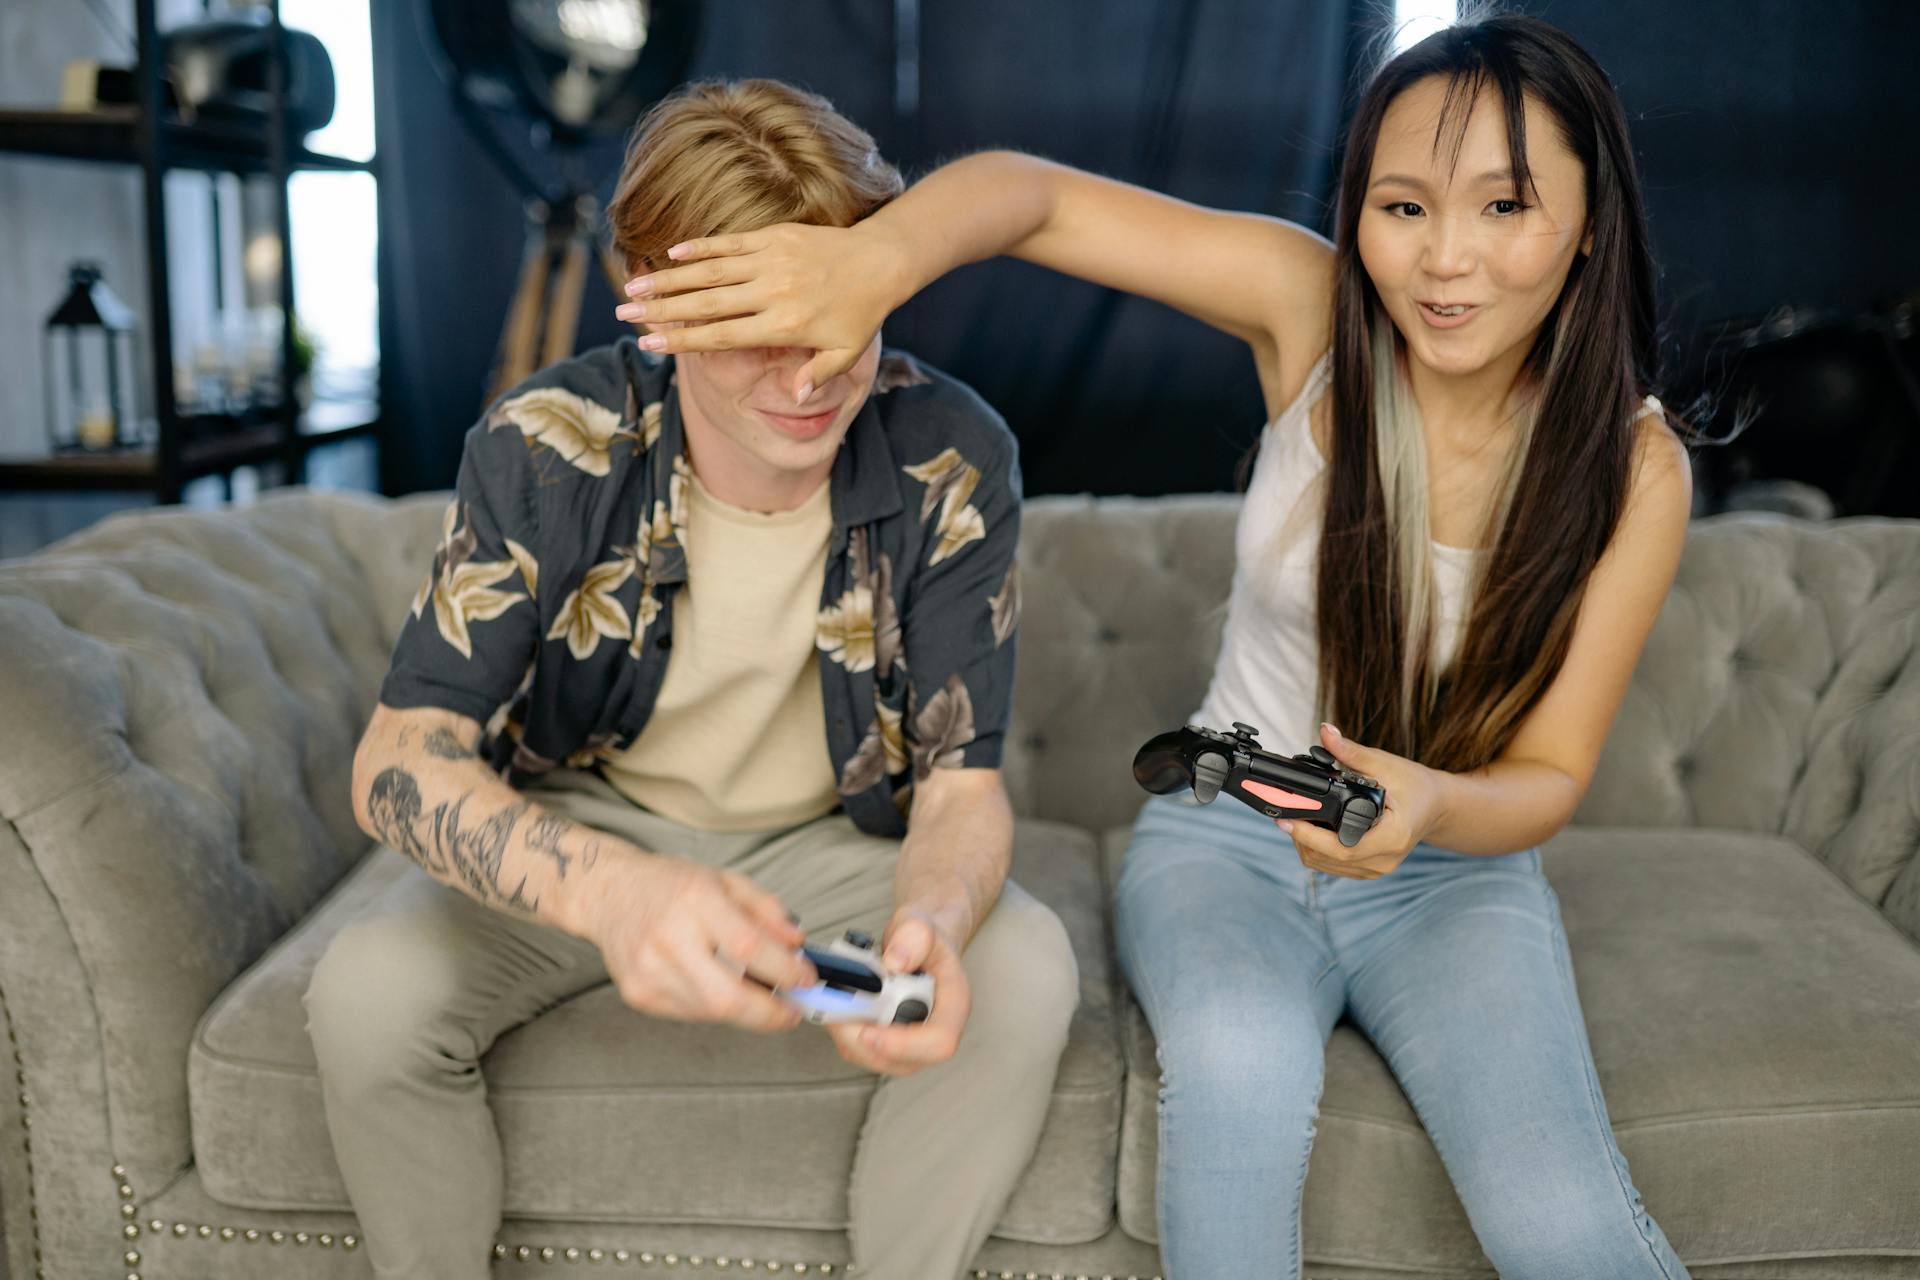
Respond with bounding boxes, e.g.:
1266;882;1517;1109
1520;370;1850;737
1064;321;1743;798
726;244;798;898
42;262;140;453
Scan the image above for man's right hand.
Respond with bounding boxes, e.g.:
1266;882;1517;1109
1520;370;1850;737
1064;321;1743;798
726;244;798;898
572;851;815;1033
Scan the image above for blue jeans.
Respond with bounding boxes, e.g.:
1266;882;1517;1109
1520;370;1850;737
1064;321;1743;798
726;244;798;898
1115;793;1689;1280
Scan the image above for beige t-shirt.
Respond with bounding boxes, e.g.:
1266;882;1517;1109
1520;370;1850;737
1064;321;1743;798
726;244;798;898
601;473;840;832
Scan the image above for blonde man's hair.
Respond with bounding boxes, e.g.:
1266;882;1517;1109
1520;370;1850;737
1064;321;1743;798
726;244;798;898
607;79;904;276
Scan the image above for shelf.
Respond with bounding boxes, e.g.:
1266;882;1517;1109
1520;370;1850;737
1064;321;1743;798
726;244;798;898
0;448;161;492
0;401;380;493
0;108;373;175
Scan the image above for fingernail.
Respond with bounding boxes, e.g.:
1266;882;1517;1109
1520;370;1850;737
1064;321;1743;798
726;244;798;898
640;335;666;351
667;243;688;259
625;278;650;296
625;303;647;320
1278;820;1295;833
794;380;813;406
1323;722;1341;741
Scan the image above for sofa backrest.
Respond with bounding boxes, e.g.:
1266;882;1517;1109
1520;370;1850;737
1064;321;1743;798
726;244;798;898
1009;495;1920;935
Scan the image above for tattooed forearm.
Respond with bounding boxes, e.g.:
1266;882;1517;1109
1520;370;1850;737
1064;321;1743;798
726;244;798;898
526;812;576;879
423;727;479;760
367;767;441;873
366;764;541;914
358;708;637;933
429;793;529;905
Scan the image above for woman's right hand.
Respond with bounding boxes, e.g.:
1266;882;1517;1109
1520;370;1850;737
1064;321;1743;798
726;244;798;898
615;220;906;402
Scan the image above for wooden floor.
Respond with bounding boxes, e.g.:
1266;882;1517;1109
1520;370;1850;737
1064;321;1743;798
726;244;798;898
0;439;378;559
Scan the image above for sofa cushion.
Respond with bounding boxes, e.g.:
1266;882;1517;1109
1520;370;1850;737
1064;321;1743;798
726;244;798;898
189;818;1123;1244
1104;822;1920;1271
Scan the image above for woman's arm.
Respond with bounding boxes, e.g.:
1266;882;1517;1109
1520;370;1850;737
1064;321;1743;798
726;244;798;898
1424;420;1694;854
619;151;1334;409
1286;419;1694;871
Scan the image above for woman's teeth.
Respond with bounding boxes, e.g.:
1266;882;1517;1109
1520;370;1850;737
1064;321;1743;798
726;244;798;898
1425;303;1469;316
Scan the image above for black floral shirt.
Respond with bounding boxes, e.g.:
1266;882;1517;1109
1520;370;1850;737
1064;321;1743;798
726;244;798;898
379;338;1022;838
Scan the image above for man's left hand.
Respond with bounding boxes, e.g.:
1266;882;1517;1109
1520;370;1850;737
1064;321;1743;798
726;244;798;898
1280;723;1449;879
825;908;971;1078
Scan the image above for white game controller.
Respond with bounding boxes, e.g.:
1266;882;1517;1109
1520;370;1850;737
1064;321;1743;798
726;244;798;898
777;930;935;1026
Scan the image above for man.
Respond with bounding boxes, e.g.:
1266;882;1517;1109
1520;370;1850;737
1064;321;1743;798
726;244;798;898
305;79;1079;1280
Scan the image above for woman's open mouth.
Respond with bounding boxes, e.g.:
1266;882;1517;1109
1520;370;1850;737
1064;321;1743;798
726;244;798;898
1417;301;1480;329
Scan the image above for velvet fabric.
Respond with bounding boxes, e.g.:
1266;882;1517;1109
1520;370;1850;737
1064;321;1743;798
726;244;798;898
1;490;1915;1277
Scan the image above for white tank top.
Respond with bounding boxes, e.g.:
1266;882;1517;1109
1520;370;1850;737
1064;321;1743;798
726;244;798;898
1194;349;1662;750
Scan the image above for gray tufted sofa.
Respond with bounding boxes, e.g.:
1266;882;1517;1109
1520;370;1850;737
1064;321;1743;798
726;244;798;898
2;488;1918;1280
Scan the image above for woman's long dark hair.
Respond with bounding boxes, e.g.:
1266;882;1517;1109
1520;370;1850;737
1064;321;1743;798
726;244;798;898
1315;12;1663;771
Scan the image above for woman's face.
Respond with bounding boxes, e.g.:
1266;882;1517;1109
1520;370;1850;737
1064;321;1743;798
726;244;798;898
1357;75;1592;382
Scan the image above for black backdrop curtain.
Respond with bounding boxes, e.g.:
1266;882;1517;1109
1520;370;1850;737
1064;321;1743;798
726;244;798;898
373;0;1364;497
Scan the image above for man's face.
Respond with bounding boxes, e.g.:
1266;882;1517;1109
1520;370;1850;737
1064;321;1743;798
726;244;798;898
672;336;883;489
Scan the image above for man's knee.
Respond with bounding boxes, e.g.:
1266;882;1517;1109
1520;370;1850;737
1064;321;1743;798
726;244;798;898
961;885;1079;1051
304;915;473;1090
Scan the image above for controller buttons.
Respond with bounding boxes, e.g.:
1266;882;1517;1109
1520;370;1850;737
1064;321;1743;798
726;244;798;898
1307;745;1336;767
892;999;930;1024
844;929;875;951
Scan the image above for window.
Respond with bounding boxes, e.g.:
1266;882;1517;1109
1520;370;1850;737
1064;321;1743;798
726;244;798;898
283;0;378;405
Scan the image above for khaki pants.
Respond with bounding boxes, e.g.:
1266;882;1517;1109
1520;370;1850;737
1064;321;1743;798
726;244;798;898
303;769;1079;1280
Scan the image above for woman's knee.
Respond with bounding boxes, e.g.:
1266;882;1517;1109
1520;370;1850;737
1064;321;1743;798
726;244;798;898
1147;978;1326;1146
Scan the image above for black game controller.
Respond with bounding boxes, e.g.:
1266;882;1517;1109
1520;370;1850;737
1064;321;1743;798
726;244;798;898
1133;721;1386;847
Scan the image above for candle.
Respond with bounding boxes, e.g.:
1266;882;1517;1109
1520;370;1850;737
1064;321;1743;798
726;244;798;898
77;408;116;450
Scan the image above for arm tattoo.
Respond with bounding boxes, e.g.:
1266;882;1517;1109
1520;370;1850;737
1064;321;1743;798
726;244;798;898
430;794;528;905
366;766;540;914
423;727;479;760
525;811;576;879
367;767;435;869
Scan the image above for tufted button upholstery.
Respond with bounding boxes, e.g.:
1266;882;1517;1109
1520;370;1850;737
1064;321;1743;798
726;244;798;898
1005;495;1238;833
1577;514;1920;911
1008;498;1920;934
0;489;445;1187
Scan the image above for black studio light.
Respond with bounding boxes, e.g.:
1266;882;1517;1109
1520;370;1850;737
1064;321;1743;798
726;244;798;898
418;0;699;395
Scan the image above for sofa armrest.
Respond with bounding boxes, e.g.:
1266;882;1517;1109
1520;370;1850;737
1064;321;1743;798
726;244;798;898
0;495;409;1274
0;819;131;1278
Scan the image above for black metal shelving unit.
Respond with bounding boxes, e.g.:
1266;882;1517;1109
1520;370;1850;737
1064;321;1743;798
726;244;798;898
0;0;380;503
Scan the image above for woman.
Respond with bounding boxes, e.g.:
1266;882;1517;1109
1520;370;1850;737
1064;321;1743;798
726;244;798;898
613;14;1693;1278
